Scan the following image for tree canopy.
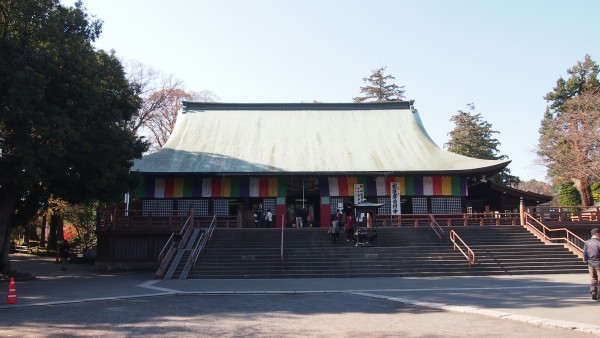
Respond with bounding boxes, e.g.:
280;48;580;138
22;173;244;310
353;66;405;102
445;104;519;186
537;55;600;206
0;0;146;273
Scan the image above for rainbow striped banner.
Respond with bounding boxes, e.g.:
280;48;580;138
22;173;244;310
136;177;286;198
319;176;466;197
137;175;468;199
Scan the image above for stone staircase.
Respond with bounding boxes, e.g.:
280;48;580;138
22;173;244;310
182;226;587;279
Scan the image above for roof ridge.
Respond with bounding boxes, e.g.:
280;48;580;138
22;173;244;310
182;101;414;112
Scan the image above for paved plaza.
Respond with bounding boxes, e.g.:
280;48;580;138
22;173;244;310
1;254;599;337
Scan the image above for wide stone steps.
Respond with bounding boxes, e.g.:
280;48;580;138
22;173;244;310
182;226;587;279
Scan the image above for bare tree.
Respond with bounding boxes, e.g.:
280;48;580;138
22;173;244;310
144;89;218;151
124;61;219;151
125;61;182;134
538;89;600;205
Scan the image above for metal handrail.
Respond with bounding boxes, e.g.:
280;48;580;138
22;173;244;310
179;215;195;248
157;233;177;266
156;211;195;277
157;213;191;264
191;216;217;268
449;230;475;267
523;212;585;259
428;214;444;240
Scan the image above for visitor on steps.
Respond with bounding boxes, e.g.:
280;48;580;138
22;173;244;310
345;214;355;242
331;218;341;244
583;228;600;300
265;209;273;228
295;207;303;228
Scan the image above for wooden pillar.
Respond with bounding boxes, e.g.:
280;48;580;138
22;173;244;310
189;208;195;227
519;197;524;225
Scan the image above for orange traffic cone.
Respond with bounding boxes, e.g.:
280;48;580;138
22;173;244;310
6;277;17;304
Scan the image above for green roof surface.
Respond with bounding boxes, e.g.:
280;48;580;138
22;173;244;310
132;102;509;175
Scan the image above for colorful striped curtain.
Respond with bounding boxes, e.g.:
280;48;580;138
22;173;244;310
137;175;468;199
322;175;466;197
141;176;286;198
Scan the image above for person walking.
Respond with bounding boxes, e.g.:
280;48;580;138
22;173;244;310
584;228;600;300
59;240;71;271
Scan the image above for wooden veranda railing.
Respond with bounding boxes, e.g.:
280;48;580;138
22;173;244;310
375;212;521;227
98;209;237;231
523;206;599;224
97;206;599;233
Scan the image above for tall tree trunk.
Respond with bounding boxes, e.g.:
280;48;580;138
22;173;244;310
40;213;46;247
574;178;593;207
57;212;64;243
48;211;65;249
0;190;18;274
48;213;63;250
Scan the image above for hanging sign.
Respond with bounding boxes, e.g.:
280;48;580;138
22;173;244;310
390;181;401;215
354;184;364;205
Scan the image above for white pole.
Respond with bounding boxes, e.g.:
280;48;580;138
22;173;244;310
302;180;305;209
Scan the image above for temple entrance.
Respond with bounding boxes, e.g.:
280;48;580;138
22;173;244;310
286;196;320;227
285;176;320;227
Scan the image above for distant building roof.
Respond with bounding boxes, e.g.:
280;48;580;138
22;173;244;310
132;102;510;175
471;181;553;204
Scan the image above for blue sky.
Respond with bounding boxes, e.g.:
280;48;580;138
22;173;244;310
63;0;600;182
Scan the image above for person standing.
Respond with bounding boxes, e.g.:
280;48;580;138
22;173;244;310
265;209;273;228
295;207;303;228
331;217;340;244
584;228;600;300
345;213;355;242
59;240;71;271
257;203;264;228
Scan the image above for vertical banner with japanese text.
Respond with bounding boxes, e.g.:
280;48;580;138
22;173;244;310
354;184;364;205
390;181;401;214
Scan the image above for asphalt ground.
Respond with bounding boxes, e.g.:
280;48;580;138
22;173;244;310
0;254;599;337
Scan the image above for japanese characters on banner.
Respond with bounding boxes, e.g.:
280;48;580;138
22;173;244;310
390;181;401;214
354;184;364;205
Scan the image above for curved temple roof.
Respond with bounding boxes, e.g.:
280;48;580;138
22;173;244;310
132;102;510;176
